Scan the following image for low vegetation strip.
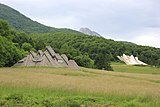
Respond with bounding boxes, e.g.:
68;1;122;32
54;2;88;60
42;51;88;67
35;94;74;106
112;63;160;74
0;86;159;107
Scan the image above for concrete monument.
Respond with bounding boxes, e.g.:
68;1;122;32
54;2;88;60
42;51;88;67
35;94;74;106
14;46;79;70
117;54;147;65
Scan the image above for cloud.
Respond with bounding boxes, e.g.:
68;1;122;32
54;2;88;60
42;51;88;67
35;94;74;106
33;15;81;29
1;0;160;48
132;33;160;48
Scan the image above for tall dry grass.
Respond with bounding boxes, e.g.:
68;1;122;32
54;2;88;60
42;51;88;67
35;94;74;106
0;67;160;97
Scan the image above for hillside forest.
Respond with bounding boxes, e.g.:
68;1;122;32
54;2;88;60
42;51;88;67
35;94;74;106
1;19;160;70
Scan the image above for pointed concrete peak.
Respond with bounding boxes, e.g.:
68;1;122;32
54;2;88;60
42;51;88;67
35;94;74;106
45;46;56;57
38;50;43;56
38;50;42;53
30;51;36;54
45;46;53;50
46;46;54;51
61;54;67;56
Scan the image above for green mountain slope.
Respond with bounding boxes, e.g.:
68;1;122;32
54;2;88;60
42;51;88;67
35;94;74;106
0;3;79;33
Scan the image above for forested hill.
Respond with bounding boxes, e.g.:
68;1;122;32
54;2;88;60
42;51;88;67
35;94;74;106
30;32;160;69
0;3;80;34
0;3;53;33
1;3;160;70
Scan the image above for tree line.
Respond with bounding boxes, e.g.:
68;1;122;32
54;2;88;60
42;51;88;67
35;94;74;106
30;32;160;70
0;20;34;67
1;19;160;70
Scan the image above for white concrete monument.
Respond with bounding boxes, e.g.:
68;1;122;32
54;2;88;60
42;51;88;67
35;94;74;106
117;54;147;65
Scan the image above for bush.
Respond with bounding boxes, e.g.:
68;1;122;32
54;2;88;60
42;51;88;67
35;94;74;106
0;36;23;67
22;42;32;52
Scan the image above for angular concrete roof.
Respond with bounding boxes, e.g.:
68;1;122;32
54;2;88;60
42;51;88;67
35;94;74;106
14;46;79;70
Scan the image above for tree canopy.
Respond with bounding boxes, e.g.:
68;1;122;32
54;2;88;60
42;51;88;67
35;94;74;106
30;31;160;70
1;19;160;70
0;20;32;67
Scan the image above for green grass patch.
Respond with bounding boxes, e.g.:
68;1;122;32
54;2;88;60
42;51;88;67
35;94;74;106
112;62;160;74
0;86;159;107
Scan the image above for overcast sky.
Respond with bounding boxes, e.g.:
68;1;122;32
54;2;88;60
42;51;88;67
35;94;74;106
1;0;160;48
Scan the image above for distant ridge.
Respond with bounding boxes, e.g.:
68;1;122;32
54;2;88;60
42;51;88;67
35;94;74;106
79;27;101;37
0;3;80;34
0;3;55;33
0;3;102;35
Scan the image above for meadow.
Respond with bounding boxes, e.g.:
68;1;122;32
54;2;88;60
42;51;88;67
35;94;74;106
0;65;160;107
112;62;160;74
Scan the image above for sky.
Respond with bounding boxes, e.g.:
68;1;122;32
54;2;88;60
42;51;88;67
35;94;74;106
1;0;160;48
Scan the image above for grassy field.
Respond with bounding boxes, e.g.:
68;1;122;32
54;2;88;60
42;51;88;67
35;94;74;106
0;66;160;107
112;62;160;74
